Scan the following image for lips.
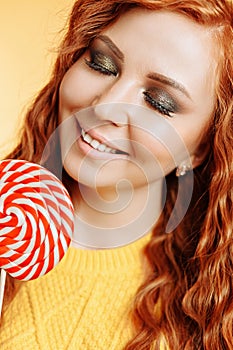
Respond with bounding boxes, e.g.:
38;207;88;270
81;129;129;155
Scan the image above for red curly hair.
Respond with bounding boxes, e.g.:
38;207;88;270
4;0;233;349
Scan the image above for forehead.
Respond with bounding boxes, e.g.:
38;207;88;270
104;8;216;66
102;8;217;112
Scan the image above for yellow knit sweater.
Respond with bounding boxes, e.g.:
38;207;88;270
0;234;151;350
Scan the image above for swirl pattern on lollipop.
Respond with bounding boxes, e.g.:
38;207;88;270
0;160;74;281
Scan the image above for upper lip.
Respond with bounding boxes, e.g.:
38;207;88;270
80;127;129;155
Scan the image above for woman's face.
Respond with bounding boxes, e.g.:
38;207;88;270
59;8;217;190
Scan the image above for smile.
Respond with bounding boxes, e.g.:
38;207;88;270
81;129;128;155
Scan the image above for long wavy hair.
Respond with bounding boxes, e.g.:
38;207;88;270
4;0;233;348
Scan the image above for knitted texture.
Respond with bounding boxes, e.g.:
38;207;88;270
0;234;151;350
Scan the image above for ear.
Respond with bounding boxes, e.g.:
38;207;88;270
190;142;210;169
189;154;203;169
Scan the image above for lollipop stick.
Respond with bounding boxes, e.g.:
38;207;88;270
0;269;6;317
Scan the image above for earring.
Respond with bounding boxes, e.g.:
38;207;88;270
176;163;192;177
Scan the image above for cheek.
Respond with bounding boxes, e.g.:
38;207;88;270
59;63;98;116
131;128;176;176
177;118;209;156
130;119;207;176
59;70;89;112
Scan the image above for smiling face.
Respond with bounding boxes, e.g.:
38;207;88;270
58;8;217;191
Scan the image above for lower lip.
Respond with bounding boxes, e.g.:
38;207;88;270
76;129;129;160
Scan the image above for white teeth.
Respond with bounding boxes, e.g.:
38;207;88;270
83;133;92;144
81;129;116;154
90;139;100;149
98;144;107;152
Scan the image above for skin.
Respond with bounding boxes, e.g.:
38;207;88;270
58;9;217;247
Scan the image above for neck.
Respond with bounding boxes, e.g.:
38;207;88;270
71;179;163;249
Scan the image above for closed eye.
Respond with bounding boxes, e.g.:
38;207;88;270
85;51;118;76
143;90;178;118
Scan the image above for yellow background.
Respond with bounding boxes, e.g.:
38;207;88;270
0;0;74;158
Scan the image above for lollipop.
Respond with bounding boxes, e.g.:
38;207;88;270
0;159;74;281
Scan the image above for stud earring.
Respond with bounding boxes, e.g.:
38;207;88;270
176;163;192;177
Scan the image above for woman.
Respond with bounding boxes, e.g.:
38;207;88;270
1;0;232;349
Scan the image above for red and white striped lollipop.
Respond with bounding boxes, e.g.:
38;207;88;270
0;159;74;281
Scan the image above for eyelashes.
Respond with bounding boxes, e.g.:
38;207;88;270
143;91;178;117
85;49;178;118
85;51;118;76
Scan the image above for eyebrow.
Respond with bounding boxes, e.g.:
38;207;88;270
147;72;191;100
96;35;124;61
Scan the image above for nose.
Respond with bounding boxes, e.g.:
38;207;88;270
93;78;137;126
